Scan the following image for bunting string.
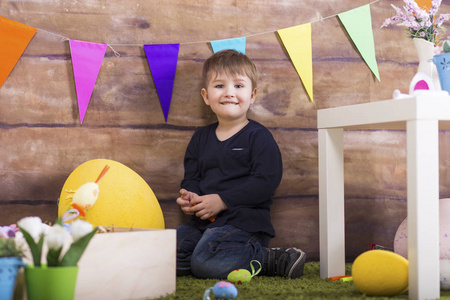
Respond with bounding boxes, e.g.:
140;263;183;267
107;45;121;57
1;0;385;123
32;0;383;46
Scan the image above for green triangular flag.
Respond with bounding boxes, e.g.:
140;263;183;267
338;4;380;81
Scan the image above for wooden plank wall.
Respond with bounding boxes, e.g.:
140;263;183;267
1;0;449;261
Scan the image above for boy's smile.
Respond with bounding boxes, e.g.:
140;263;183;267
201;72;256;124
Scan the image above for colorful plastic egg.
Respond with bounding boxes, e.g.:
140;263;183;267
212;281;238;299
394;198;450;289
352;250;408;296
227;268;252;284
58;159;164;229
227;260;261;284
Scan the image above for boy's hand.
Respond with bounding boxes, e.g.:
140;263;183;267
189;194;227;220
176;189;196;215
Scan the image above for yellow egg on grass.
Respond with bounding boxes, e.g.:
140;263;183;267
352;250;408;296
58;159;164;229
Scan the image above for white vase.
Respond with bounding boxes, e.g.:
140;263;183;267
413;38;441;90
441;259;450;290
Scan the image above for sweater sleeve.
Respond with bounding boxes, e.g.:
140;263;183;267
180;131;202;195
218;129;282;210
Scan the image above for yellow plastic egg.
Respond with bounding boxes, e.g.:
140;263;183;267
58;159;164;229
352;250;408;296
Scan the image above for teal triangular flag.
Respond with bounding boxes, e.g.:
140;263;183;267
210;37;246;54
338;4;380;81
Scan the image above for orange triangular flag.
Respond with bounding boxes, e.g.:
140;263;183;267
415;0;432;11
0;16;37;88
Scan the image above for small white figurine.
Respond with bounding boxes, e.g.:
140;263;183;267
392;72;447;99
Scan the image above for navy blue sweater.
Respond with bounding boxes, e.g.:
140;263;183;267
181;119;282;237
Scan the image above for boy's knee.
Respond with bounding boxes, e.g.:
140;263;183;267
190;249;230;279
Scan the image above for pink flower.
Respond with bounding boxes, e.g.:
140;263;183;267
381;0;450;45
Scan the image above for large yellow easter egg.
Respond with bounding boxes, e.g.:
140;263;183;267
58;159;164;229
352;250;408;296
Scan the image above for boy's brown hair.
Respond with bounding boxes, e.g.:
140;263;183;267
202;49;258;89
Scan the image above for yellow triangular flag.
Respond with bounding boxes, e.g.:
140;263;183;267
278;23;313;102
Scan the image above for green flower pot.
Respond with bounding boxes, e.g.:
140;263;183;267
0;257;24;300
25;265;78;300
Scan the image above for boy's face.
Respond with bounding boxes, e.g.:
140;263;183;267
201;71;256;123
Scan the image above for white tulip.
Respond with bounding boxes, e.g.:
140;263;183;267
71;220;93;242
46;224;69;251
41;223;50;235
17;217;44;243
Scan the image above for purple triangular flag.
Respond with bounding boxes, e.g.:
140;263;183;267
69;39;107;124
144;44;180;123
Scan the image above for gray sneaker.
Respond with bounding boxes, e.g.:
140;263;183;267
265;247;306;278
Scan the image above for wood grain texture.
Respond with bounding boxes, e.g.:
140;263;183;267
0;0;449;262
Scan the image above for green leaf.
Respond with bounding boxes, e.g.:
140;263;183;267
0;239;24;257
59;228;98;267
55;218;63;226
46;247;62;267
18;227;43;267
444;40;450;53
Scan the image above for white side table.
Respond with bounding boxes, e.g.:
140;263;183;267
317;93;450;300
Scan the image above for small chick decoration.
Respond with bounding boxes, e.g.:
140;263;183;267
64;165;109;218
58;159;164;229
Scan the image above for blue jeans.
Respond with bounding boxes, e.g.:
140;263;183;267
177;223;271;279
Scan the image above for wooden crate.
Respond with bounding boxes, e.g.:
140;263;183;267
75;228;176;300
14;228;176;300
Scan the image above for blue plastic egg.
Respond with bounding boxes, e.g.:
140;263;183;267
212;281;238;299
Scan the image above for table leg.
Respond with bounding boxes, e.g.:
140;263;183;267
319;128;345;279
407;120;440;300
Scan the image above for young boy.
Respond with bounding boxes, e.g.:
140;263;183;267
176;49;306;279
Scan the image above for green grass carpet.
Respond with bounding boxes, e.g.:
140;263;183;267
156;262;450;300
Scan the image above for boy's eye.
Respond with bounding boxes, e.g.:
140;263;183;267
215;84;225;88
235;84;243;88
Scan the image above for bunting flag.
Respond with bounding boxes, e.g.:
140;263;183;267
0;1;384;115
277;23;314;102
0;16;37;88
69;39;107;124
415;0;432;11
338;4;380;81
211;37;246;54
144;44;180;123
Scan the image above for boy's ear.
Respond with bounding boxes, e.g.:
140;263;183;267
201;88;210;106
250;88;257;104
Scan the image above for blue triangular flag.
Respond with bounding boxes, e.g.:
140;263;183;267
210;37;246;54
144;44;180;123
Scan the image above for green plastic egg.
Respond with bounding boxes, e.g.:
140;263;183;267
227;269;252;284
